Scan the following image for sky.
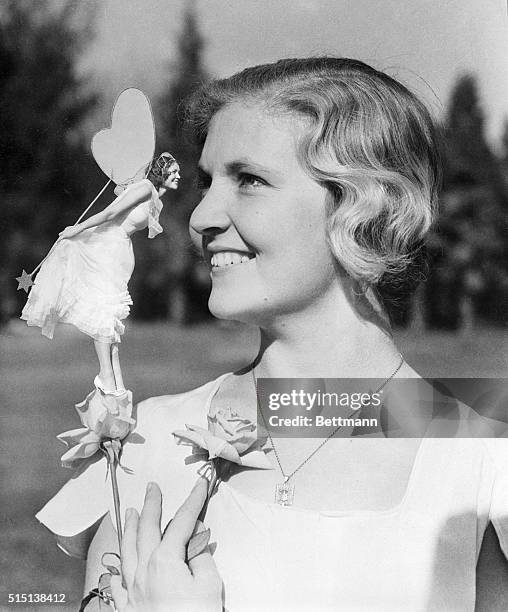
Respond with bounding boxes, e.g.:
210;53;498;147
82;0;508;146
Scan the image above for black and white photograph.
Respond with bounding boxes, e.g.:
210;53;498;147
1;1;508;610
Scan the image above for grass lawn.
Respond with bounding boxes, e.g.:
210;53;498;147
0;320;506;610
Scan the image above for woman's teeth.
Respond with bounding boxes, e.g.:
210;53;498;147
210;252;253;268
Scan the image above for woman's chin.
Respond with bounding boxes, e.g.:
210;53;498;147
208;295;268;326
208;300;251;323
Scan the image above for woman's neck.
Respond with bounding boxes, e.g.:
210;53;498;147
253;285;402;379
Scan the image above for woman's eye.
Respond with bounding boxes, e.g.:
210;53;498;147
238;173;265;189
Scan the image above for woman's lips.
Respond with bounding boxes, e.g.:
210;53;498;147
209;250;255;270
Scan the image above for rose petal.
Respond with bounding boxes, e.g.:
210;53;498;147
187;528;211;561
225;431;262;455
216;441;241;463
60;433;102;468
57;427;90;446
57;429;101;448
75;389;107;430
174;405;271;470
99;414;133;440
73;388;135;441
173;428;206;449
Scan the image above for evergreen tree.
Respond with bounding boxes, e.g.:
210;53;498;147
131;2;210;323
443;74;504;196
0;0;99;322
157;1;206;202
502;120;508;159
501;120;508;175
426;74;508;328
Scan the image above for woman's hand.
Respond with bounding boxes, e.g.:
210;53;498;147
110;479;222;612
58;225;82;240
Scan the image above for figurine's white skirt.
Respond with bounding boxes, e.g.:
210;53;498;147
21;222;134;343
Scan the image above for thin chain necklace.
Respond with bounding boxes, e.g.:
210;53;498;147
252;356;404;506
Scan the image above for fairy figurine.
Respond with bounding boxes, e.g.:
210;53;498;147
19;88;180;394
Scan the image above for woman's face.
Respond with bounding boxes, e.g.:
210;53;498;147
163;163;180;190
189;102;338;325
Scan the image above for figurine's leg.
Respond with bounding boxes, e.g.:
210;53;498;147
93;339;116;392
111;343;125;391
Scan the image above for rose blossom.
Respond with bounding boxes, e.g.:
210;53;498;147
58;388;135;468
173;405;271;469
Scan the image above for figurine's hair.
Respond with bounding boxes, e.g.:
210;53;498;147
147;152;178;188
185;57;442;313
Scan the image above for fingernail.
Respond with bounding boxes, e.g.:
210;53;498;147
146;482;161;497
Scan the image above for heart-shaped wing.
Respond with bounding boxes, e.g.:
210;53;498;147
91;88;155;185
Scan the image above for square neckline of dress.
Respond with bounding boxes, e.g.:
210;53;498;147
205;371;428;519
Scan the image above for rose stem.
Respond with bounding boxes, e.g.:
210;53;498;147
198;461;219;523
110;456;123;550
103;440;123;551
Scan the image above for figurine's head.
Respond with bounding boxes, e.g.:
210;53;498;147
147;152;180;191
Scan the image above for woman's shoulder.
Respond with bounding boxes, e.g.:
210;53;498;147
118;373;230;469
120;178;154;201
133;372;231;434
136;177;158;197
130;177;153;191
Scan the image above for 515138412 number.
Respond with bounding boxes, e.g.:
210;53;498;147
8;593;66;603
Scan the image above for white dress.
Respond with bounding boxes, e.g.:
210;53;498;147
36;373;508;611
21;179;163;344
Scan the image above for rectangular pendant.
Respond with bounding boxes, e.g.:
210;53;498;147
275;479;295;506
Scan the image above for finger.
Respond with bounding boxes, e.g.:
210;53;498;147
189;547;221;589
110;574;129;611
188;522;220;592
120;507;138;589
160;476;208;560
137;482;162;568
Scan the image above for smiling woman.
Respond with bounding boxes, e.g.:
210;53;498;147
37;57;508;611
190;101;334;326
188;57;441;324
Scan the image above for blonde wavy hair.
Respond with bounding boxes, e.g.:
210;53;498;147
185;57;442;312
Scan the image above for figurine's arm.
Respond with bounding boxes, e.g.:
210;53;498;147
59;180;152;240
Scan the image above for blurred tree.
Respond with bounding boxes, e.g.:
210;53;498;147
0;0;99;323
131;1;211;324
501;119;508;181
443;75;505;197
425;74;508;329
502;120;508;159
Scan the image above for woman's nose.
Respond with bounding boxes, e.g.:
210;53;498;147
189;187;230;237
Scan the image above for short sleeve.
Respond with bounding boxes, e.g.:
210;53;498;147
487;439;508;558
35;456;111;559
35;395;184;560
35;374;228;560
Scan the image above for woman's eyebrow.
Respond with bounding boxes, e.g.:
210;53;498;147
225;159;278;178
